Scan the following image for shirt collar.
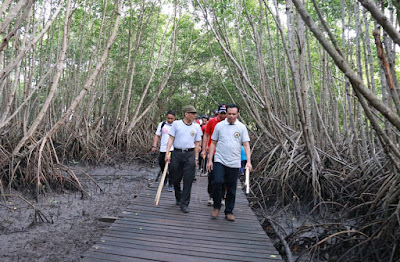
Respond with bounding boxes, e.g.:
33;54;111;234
224;119;238;125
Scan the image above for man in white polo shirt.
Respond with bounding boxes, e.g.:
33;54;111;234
207;104;252;221
151;110;176;191
165;105;202;213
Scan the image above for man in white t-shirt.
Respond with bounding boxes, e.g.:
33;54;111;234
152;110;176;191
165;105;202;213
207;104;252;222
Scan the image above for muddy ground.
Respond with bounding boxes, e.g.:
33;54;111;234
0;160;159;262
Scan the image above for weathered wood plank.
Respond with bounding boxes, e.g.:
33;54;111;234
93;240;273;262
99;235;278;254
82;175;282;261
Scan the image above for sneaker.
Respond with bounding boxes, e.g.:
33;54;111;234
225;214;235;221
207;198;213;206
176;199;180;205
200;171;208;177
181;206;189;213
168;186;173;192
211;209;220;219
221;199;225;206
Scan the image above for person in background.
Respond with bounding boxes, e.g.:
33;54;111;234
207;104;252;222
240;145;247;175
165;105;202;213
151;110;176;191
199;115;209;171
201;104;227;206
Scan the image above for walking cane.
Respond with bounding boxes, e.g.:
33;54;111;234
245;167;250;194
154;152;171;206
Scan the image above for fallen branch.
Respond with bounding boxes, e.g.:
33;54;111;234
2;194;52;224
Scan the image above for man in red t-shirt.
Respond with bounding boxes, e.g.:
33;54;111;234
201;104;227;205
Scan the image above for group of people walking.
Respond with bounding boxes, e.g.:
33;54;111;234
152;104;252;221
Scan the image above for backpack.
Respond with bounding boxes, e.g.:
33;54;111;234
160;121;166;137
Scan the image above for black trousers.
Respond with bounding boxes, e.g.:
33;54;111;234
169;150;195;207
208;159;225;198
158;152;171;186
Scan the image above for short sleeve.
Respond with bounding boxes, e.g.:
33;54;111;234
155;122;162;136
205;120;212;135
169;121;177;137
242;125;250;143
211;123;220;141
195;124;202;142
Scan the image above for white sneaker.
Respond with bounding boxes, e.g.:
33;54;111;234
207;198;214;206
221;199;225;206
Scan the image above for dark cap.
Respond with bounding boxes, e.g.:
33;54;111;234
218;103;227;113
201;115;209;119
183;105;197;113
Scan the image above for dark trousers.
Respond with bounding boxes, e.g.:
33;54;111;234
158;152;171;186
199;154;208;170
208;160;224;198
169;150;195;207
240;160;247;174
208;168;214;197
212;162;239;215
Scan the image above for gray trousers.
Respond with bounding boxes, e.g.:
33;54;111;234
169;150;195;207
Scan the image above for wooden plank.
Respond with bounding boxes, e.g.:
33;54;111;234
82;251;155;262
109;221;269;242
93;240;272;262
122;205;256;221
105;226;271;247
82;175;282;261
113;216;267;235
102;231;277;253
90;244;233;262
99;234;278;254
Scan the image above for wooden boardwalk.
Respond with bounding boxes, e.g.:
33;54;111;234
82;172;282;262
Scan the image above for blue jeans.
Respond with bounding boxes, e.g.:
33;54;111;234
212;162;239;215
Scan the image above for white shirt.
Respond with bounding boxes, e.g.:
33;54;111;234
169;120;202;149
211;119;250;168
155;122;174;152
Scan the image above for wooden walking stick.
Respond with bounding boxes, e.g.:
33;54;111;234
245;167;250;194
155;152;171;206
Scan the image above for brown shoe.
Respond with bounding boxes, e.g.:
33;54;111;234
211;209;220;218
225;214;235;221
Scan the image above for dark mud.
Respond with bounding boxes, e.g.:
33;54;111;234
0;162;158;262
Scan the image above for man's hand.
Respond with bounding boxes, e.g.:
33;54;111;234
206;161;213;172
245;162;253;172
165;153;171;164
151;146;157;152
200;150;206;158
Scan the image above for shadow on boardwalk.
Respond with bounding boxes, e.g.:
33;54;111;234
82;173;282;262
